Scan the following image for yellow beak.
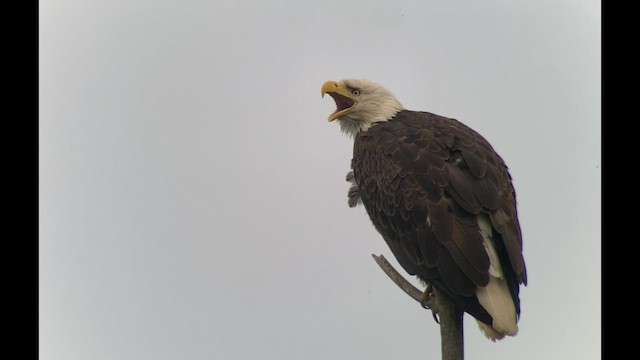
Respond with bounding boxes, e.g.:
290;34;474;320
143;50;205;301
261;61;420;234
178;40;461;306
321;80;356;121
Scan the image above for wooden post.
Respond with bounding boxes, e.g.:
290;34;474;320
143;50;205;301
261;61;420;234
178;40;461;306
434;287;464;360
372;254;464;360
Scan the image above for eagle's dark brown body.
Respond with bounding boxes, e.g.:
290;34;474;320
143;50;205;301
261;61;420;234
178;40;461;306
348;110;527;326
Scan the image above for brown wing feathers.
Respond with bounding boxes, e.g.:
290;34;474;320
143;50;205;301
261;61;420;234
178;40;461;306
351;110;525;323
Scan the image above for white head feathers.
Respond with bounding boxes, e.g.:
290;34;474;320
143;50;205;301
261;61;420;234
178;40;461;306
334;78;404;137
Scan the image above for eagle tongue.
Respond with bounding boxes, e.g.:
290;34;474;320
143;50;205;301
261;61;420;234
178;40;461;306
328;92;355;111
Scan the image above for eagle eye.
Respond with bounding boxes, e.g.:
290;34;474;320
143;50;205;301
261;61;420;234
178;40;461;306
351;89;360;96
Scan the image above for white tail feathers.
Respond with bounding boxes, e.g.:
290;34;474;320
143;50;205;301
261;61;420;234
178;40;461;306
476;277;518;341
476;214;518;341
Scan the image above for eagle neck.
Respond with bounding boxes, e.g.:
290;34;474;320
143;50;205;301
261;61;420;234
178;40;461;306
340;109;404;138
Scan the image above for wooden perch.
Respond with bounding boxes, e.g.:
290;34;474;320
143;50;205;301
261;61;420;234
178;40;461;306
371;254;423;302
371;254;464;360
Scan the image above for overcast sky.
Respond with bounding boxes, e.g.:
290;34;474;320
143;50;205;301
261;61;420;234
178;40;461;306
40;1;601;359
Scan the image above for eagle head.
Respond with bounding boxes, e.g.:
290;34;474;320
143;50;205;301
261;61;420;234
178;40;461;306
321;78;404;136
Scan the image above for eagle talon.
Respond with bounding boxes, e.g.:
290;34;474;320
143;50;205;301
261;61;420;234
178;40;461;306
420;284;440;324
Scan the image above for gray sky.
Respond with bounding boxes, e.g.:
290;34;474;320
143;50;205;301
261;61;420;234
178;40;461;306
40;1;601;359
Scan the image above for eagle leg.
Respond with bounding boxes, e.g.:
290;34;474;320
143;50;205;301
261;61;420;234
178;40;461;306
420;283;440;324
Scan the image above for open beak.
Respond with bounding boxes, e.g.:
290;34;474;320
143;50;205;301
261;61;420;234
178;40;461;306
321;80;356;121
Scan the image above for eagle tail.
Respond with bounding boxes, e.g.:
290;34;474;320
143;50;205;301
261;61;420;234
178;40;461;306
475;277;518;341
475;215;518;341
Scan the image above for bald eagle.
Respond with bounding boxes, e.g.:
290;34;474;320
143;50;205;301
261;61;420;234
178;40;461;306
322;78;527;341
